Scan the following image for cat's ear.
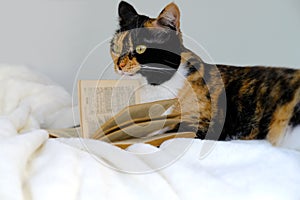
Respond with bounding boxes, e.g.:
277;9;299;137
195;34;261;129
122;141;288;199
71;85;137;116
157;3;181;33
118;1;138;23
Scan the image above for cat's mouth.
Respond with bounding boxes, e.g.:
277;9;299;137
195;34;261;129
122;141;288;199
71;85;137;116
118;71;136;76
116;64;177;82
115;67;139;76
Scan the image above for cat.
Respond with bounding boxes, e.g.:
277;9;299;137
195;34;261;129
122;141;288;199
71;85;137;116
110;1;300;146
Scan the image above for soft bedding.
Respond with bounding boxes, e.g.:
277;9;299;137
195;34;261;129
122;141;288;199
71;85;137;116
0;65;300;200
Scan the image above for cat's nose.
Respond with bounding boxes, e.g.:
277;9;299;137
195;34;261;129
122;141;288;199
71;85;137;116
119;61;126;69
118;58;127;69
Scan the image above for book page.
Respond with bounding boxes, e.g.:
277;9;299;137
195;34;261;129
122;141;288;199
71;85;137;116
112;132;196;149
78;80;140;138
92;98;179;139
99;118;181;142
48;127;81;138
47;127;195;150
97;112;181;138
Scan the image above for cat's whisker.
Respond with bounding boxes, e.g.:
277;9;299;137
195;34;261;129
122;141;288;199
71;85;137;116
140;68;165;73
163;59;179;66
140;69;175;76
141;66;176;71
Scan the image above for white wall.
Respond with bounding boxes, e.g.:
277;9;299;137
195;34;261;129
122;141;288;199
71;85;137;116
0;0;299;93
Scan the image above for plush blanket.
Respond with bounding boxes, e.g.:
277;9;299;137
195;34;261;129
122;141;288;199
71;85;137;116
0;65;300;200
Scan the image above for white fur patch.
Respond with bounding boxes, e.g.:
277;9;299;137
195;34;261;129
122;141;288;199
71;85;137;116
120;63;187;116
136;63;187;103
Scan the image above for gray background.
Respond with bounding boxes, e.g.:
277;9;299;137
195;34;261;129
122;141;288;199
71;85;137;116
0;0;299;93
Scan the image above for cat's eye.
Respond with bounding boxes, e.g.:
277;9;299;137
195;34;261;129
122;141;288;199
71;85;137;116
135;45;147;54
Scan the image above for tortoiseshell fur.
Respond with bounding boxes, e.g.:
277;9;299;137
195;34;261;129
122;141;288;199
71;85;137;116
110;1;300;145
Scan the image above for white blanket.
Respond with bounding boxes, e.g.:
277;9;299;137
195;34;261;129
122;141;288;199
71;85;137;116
1;65;300;200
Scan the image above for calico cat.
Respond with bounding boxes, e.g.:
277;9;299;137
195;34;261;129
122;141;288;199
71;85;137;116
110;1;300;146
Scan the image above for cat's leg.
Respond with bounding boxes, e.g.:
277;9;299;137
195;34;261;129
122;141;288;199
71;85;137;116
168;115;211;140
277;102;300;150
289;102;300;126
267;90;300;146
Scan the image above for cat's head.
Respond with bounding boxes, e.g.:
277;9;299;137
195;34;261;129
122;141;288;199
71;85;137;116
110;1;183;85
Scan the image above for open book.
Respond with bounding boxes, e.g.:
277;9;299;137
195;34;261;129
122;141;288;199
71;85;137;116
48;80;195;149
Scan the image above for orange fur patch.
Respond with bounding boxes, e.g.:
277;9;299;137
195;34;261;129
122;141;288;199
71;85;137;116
119;56;141;74
267;88;300;145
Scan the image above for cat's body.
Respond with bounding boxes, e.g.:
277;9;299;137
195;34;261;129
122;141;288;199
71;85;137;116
110;1;300;146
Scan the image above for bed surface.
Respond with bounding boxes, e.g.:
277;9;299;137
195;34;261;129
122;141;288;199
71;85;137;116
1;65;299;200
